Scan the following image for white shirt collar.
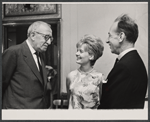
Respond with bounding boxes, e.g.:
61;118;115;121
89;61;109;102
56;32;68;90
26;39;36;54
26;39;41;70
118;48;136;60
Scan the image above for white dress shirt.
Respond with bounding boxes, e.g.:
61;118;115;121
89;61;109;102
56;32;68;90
26;40;41;71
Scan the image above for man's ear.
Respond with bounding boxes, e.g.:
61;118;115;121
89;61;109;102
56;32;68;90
119;32;126;42
30;32;35;40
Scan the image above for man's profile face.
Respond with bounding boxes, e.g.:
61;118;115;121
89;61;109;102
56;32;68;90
107;22;120;55
32;24;52;52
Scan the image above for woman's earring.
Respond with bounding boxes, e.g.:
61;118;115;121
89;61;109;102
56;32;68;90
90;56;94;60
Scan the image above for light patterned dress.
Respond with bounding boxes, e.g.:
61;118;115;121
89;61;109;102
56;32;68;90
69;69;104;109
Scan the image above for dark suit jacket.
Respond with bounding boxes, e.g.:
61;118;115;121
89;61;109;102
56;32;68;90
98;50;148;109
2;41;51;109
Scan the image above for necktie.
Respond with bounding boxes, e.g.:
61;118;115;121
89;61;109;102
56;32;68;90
35;52;43;80
114;58;119;67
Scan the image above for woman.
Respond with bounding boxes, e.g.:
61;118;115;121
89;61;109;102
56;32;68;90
66;34;105;109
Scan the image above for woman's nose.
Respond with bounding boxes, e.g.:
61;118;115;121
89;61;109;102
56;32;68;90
76;51;79;56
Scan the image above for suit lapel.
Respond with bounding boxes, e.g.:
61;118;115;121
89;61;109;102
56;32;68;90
21;41;44;85
107;50;137;80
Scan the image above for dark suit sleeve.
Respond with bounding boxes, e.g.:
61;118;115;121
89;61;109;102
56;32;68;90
100;64;133;108
2;49;17;96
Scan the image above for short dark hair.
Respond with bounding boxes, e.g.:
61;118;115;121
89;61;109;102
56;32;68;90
114;14;138;43
76;34;104;66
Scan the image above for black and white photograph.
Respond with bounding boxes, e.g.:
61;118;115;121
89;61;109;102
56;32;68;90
1;2;148;120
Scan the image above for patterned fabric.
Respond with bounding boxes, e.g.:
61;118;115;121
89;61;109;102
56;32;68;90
69;69;104;109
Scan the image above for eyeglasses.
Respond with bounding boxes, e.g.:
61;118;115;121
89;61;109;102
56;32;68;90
34;31;53;42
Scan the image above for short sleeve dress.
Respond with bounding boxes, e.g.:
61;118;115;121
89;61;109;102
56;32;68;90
69;69;104;109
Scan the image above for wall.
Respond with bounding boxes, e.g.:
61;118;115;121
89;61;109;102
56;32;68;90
61;3;148;92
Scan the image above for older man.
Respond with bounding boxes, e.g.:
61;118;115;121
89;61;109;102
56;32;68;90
2;21;53;109
99;14;148;109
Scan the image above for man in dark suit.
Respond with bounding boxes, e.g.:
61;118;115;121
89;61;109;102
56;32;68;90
98;14;148;109
2;21;53;109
